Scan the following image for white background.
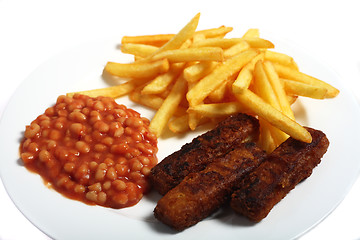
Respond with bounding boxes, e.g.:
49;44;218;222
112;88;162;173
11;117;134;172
1;0;360;239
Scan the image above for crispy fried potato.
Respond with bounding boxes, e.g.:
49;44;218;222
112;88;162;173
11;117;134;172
258;118;276;153
141;63;185;95
191;38;246;48
263;60;295;120
168;114;190;133
195;26;233;38
86;14;340;145
121;43;158;58
242;28;260;38
186;49;259;106
253;60;281;110
104;59;169;79
188;102;246;117
149;74;188;137
283;78;328;99
242;37;275;48
148;13;200;59
235;89;312;143
273;63;339;98
183;61;219;83
152;47;224;62
121;34;175;47
129;90;187;117
223;41;250;59
264;50;298;70
232;53;264;94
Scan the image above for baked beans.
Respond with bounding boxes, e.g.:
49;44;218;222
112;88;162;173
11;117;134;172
20;94;158;208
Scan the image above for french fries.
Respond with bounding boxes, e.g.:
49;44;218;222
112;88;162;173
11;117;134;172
68;13;339;153
104;59;169;78
186;49;259;106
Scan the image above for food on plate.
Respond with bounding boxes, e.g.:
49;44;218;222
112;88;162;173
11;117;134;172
149;113;260;195
68;13;339;152
230;127;329;222
154;142;266;231
154;142;267;230
20;94;158;209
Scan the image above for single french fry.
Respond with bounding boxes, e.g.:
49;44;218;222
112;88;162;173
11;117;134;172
252;61;290;143
196;26;233;38
192;33;206;43
121;26;233;47
141;63;185;95
183;61;219;83
168;114;190;133
120;43;158;58
188;102;246;117
273;63;339;98
287;95;298;105
66;78;149;99
149;74;188;137
188;111;203;130
242;28;260;38
187;49;259;106
208;79;228;102
283;78;328;99
223;40;250;59
258;118;276;153
152;47;224;62
242;37;274;48
235;89;312;143
264;50;298;70
263;61;295;120
191;38;246;48
253;60;281;110
268;123;289;146
232;52;264;94
104;59;169;79
129;90;187;117
148;13;200;59
121;34;174;47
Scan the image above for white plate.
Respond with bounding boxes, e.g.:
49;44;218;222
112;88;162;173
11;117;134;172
1;33;360;240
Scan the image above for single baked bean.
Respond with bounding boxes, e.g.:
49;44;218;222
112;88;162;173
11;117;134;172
106;167;117;180
101;137;114;146
74;184;85;193
69;123;84;137
27;142;39;153
113;193;128;205
39;150;51;162
93;101;105;111
86;191;98;202
24;123;40;139
97;191;107;204
21;152;34;163
113;180;127;191
69;111;87;122
75;141;90;154
95;163;107;181
94;121;109;133
88;182;102;192
94;143;107;152
103;181;111;190
110;143;129;154
63;162;75;173
115;164;129;176
141;166;151;176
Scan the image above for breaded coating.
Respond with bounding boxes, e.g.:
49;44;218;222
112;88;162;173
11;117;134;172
230;127;329;222
150;113;260;195
154;142;266;231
